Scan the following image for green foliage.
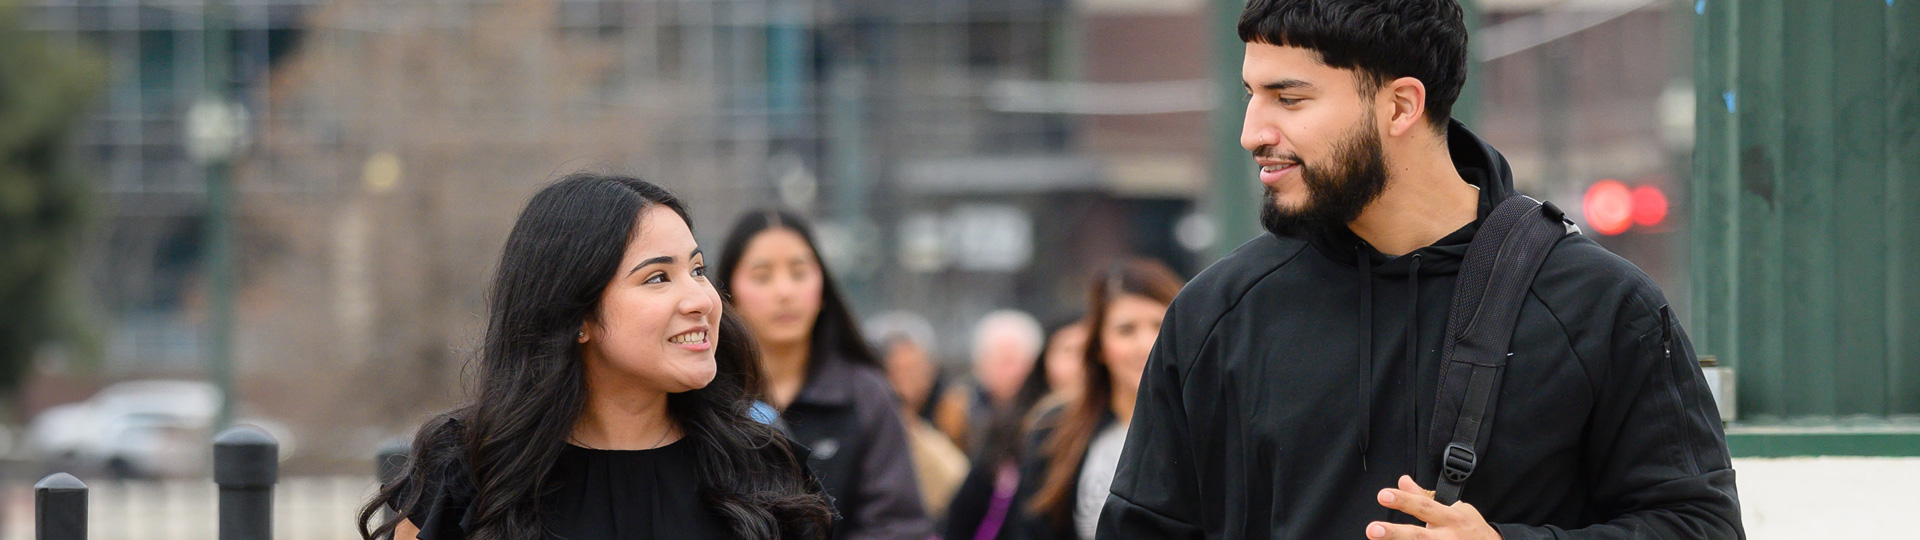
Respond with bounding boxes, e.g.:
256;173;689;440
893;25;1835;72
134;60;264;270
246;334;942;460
0;6;107;392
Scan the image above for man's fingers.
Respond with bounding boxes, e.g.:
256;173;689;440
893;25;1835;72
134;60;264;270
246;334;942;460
1397;475;1438;498
1377;487;1454;526
1366;521;1425;540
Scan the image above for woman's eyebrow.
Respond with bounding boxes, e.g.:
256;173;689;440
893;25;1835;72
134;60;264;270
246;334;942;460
627;248;704;276
627;255;675;276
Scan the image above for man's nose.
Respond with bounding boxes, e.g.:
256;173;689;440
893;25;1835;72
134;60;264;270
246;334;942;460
1242;116;1278;153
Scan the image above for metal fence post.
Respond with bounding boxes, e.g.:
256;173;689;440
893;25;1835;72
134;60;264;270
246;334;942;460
375;437;409;522
35;473;87;540
215;425;279;540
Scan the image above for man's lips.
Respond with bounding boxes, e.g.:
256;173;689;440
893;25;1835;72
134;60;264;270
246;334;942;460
1258;162;1300;186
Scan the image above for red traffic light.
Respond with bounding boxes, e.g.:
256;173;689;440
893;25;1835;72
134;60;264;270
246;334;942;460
1631;185;1669;228
1582;180;1670;235
1584;180;1634;235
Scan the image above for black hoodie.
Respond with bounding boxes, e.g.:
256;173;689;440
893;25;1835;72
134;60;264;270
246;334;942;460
1093;122;1743;540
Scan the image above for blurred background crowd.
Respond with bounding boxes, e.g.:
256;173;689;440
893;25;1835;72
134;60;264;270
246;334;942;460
0;0;1688;478
5;0;1911;538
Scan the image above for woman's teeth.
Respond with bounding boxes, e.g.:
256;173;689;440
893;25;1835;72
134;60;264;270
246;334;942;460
669;331;707;344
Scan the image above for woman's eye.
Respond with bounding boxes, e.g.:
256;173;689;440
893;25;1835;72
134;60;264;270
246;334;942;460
1277;97;1302;106
643;272;667;285
692;265;708;278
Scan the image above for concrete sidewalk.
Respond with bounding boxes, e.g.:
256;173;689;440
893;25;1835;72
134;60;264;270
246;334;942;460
1733;457;1919;539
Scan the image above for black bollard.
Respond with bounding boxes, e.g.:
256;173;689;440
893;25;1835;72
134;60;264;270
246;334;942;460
214;425;279;540
34;472;87;540
375;437;410;522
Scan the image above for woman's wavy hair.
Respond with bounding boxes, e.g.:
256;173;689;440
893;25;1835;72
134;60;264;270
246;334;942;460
1027;258;1184;523
357;173;832;540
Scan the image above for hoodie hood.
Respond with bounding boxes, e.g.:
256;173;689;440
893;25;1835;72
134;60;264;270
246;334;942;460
1303;119;1521;277
1290;119;1523;474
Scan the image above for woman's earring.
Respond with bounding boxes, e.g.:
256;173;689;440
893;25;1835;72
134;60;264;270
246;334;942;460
577;331;587;341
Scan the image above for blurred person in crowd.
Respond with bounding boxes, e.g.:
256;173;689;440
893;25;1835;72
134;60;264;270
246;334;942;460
1036;318;1089;408
1096;2;1741;540
867;311;946;424
1019;259;1183;540
718;210;934;540
360;174;831;540
942;315;1085;540
941;310;1046;454
868;311;971;521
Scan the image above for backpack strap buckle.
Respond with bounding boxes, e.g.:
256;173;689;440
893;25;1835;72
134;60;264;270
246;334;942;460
1442;442;1477;484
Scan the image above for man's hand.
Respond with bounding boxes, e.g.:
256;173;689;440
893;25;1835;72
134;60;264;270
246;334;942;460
1366;475;1502;540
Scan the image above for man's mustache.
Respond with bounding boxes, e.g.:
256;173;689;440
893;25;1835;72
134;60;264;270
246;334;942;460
1251;146;1302;164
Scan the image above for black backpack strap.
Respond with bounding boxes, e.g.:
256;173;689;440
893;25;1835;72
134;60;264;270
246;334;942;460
1427;196;1575;505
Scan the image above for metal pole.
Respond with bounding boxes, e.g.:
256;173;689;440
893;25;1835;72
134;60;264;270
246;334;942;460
1456;0;1481;126
34;473;87;540
215;426;278;540
375;438;410;522
1210;0;1262;259
199;0;238;431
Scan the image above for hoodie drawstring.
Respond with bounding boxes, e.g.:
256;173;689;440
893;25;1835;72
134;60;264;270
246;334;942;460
1405;254;1423;479
1355;245;1373;471
1358;249;1426;476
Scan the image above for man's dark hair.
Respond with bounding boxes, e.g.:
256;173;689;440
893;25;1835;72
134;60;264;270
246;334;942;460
1239;0;1468;133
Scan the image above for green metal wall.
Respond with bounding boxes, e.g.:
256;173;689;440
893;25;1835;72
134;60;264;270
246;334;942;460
1692;0;1920;422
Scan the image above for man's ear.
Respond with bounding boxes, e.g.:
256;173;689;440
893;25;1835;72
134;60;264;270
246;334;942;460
1382;76;1428;138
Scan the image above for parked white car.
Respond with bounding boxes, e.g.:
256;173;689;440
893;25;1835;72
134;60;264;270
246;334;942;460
27;380;293;478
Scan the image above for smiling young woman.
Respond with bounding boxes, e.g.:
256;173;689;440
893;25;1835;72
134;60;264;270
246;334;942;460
358;174;831;540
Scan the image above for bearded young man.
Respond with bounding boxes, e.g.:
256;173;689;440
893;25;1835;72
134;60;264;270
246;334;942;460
1092;1;1743;540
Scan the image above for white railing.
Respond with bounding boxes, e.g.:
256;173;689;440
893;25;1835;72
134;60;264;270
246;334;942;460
1;476;374;540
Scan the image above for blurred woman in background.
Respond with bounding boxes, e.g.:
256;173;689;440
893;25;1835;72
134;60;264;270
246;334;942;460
1035;318;1089;410
1018;258;1183;540
359;174;830;540
942;314;1081;540
717;210;933;540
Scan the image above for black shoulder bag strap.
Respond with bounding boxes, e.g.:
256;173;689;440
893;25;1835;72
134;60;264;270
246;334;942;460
1428;195;1577;505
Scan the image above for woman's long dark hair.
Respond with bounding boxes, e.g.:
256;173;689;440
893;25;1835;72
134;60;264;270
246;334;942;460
1027;258;1183;522
357;174;831;540
713;209;879;369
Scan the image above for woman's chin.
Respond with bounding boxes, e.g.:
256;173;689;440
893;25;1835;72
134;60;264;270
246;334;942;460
670;361;719;392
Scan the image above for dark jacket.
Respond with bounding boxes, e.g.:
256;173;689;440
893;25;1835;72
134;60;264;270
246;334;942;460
784;353;934;540
1094;121;1743;540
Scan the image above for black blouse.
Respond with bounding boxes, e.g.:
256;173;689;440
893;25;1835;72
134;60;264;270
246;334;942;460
403;439;728;540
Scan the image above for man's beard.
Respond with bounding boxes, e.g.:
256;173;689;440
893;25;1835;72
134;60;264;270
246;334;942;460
1257;116;1390;239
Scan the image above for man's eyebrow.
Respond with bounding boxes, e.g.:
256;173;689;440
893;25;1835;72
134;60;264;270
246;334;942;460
1260;79;1314;91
